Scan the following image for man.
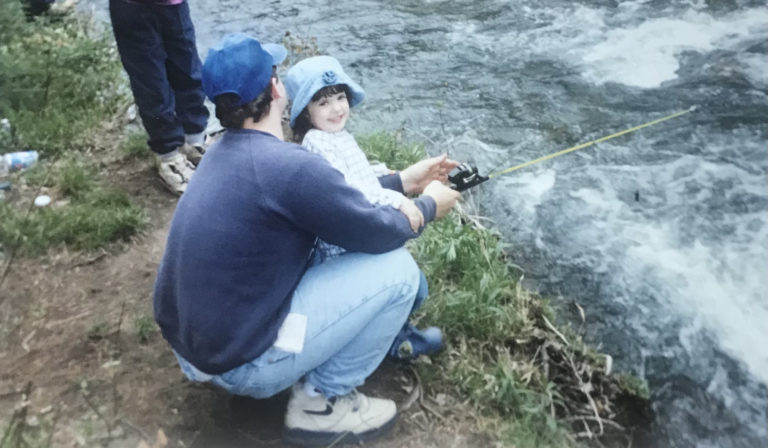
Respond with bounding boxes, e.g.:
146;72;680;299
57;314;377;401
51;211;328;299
153;33;461;446
109;0;209;195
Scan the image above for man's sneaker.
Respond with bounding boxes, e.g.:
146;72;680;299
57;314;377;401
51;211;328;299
158;152;195;195
389;323;443;361
179;142;206;166
283;384;397;446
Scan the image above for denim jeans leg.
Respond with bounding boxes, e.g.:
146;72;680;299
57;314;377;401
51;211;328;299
300;249;420;397
109;0;184;155
183;248;420;399
412;269;429;312
162;2;208;136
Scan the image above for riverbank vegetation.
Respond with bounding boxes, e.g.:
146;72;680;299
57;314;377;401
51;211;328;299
0;0;146;256
0;3;651;446
360;133;652;447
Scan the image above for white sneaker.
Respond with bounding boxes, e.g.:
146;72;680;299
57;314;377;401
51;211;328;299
49;0;77;14
178;142;206;166
283;384;397;446
158;152;195;195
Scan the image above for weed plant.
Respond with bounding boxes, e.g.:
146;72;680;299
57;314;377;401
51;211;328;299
134;315;158;344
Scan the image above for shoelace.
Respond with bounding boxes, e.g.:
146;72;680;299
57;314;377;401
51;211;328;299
333;389;361;412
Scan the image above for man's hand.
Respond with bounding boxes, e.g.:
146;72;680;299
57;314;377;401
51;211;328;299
400;154;460;195
398;198;425;233
423;180;461;219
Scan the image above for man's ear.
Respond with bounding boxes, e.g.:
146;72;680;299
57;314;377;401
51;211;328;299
270;77;282;99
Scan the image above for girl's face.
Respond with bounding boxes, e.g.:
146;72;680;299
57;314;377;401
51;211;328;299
308;90;349;133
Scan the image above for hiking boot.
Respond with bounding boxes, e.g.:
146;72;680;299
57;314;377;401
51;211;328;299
179;142;206;166
158;152;195;196
389;323;443;361
283;384;397;446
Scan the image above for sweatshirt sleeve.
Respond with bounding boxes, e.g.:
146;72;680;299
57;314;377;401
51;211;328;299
273;154;434;253
378;173;404;193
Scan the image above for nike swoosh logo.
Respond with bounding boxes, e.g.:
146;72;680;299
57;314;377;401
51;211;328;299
304;404;333;416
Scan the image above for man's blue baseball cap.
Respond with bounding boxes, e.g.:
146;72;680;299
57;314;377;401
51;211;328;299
202;33;287;107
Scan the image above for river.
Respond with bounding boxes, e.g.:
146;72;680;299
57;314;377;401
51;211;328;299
85;0;768;446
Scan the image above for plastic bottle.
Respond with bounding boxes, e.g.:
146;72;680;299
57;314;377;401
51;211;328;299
0;150;39;176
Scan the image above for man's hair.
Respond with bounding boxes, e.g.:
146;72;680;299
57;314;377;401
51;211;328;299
215;67;278;129
291;84;350;143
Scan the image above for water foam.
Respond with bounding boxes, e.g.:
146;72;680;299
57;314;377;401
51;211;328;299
737;51;768;90
575;7;768;88
627;224;768;384
497;170;557;215
451;2;768;89
561;147;768;386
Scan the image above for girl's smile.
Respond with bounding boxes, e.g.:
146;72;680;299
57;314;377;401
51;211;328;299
308;91;350;133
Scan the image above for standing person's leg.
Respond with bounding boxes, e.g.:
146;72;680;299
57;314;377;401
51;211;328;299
161;1;208;165
21;0;54;17
109;0;194;194
175;248;420;445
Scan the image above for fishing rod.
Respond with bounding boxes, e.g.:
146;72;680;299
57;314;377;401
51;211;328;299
449;106;698;192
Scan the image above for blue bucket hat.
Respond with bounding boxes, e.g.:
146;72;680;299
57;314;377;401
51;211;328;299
284;56;365;127
202;33;287;107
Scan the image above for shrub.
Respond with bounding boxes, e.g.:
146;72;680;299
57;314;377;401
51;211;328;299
0;0;126;155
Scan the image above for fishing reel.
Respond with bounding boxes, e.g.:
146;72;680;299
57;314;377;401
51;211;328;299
448;163;489;192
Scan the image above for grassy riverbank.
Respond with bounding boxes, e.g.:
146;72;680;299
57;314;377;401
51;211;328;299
0;3;651;446
0;0;146;256
360;133;652;447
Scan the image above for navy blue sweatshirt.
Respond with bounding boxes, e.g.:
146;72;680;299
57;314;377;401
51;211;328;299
153;129;436;374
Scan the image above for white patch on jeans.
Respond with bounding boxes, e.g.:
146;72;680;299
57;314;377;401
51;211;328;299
273;313;307;354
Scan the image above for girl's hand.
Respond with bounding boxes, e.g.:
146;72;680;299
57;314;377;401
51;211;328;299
399;198;425;233
400;154;460;194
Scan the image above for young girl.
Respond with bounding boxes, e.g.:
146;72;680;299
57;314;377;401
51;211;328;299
284;55;442;360
286;56;424;254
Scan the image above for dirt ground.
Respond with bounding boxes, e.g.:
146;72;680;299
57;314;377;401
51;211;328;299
0;143;491;447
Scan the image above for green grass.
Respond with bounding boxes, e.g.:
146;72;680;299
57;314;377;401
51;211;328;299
58;158;96;198
357;132;425;170
412;215;570;447
0;0;146;256
120;131;152;160
0;0;126;155
134;315;158;344
0;156;147;255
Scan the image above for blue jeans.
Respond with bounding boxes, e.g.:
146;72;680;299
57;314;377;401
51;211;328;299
176;248;421;398
109;0;208;155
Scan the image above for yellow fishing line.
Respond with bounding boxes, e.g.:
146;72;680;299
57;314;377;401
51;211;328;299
487;106;697;179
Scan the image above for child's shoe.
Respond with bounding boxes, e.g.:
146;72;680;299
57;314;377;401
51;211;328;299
389;323;443;361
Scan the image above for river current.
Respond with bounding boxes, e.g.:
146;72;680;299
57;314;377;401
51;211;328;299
85;0;768;446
